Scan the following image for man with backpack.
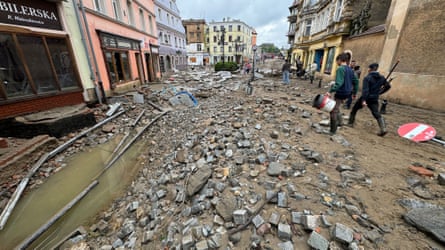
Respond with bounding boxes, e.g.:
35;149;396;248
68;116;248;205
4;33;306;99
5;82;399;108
326;53;359;135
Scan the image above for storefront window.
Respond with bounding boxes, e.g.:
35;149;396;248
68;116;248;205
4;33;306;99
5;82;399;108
46;37;79;90
324;47;336;75
0;33;32;99
105;51;131;85
18;35;58;93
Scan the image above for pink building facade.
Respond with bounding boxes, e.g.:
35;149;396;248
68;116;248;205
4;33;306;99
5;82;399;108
76;0;160;96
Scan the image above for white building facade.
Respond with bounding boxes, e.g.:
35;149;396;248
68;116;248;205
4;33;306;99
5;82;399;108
154;0;187;72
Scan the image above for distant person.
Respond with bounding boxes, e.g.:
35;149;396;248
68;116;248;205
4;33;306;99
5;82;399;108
282;60;291;84
296;56;303;77
344;60;361;109
347;63;388;136
326;53;359;135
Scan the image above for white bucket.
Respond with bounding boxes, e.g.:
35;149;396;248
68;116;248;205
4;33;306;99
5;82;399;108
313;94;336;112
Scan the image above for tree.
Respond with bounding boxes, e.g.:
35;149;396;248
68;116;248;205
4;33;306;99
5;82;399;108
259;43;280;54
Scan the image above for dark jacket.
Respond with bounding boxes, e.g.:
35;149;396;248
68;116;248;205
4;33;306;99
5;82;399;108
329;65;359;99
362;71;387;101
282;62;291;72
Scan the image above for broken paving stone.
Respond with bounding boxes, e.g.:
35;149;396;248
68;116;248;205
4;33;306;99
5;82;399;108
278;241;294;250
438;173;445;185
269;212;280;226
364;228;383;243
195;240;209;250
291;211;303;224
412;185;434;200
270;130;280;139
233;209;248;225
186;166;213;196
252;214;265;228
266;190;278;203
404;207;445;243
182;234;194;250
332;223;354;244
341;171;366;182
336;165;356;172
307;231;329;250
215;194;237;221
308;152;324;163
277;192;288;208
302;215;319;231
267;162;285;176
278;223;292;240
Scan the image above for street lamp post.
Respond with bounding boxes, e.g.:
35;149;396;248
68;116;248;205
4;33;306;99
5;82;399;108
251;45;257;81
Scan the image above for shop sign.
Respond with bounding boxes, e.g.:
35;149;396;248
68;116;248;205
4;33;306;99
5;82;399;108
0;0;62;30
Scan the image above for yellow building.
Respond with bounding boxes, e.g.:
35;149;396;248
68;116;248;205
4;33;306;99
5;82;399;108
207;18;254;64
288;0;355;81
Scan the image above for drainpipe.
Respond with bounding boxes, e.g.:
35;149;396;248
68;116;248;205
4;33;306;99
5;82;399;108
77;0;107;104
72;0;102;104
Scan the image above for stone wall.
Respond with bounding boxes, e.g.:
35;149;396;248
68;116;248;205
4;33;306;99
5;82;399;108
343;32;386;82
394;0;445;75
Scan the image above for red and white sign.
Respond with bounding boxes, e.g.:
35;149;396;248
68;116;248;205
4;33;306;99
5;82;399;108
398;123;436;142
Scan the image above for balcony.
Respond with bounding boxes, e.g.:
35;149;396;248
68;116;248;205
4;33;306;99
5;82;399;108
288;15;297;22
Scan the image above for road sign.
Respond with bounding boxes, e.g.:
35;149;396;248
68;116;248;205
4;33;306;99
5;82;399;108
398;122;436;142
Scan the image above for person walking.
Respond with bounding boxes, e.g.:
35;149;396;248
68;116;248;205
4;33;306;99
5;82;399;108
326;53;359;135
344;60;361;109
282;60;291;84
347;63;388;136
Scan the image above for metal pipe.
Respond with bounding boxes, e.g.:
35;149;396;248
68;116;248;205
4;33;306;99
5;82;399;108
71;0;102;104
78;0;106;104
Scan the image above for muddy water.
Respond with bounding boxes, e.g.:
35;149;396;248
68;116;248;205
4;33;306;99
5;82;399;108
0;135;147;249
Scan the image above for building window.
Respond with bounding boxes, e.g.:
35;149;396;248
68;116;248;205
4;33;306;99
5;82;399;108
304;19;312;36
158;9;162;21
112;0;122;20
94;0;105;13
213;26;217;32
105;51;131;84
228;35;232;42
324;47;336;74
139;9;145;31
228;46;232;52
164;34;169;44
148;15;153;34
127;0;134;25
334;0;343;22
237;36;241;42
197;44;202;51
213;46;217;52
213;36;217;43
0;33;80;100
196;32;201;40
220;46;223;52
237;25;241;31
175;37;178;47
229;25;232;32
167;13;170;24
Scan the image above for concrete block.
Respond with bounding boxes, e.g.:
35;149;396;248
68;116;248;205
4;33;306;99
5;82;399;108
332;223;354;244
252;214;265;228
307;231;329;250
278;223;292;240
233;209;248;225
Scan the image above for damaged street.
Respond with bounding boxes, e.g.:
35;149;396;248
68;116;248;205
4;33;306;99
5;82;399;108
0;63;444;249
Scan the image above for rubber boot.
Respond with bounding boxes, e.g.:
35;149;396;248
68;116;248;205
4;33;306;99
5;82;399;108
377;117;387;136
380;100;387;114
329;118;337;135
347;113;355;127
337;112;343;127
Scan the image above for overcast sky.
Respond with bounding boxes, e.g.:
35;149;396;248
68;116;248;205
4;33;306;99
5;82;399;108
176;0;292;49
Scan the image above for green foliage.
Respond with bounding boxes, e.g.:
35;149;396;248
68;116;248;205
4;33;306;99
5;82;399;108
260;43;280;53
214;62;239;72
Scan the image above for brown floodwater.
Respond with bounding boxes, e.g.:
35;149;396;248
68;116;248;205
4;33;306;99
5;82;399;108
0;135;146;249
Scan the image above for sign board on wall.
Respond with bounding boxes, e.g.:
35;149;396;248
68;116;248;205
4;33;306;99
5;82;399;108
0;0;62;30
